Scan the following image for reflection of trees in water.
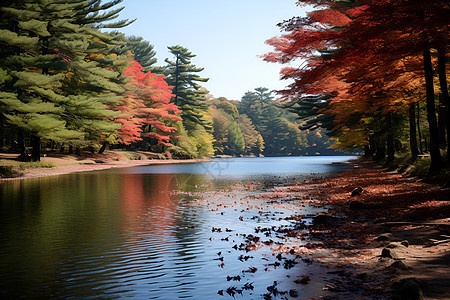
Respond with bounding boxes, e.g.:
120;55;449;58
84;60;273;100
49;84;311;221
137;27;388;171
119;172;207;249
120;173;177;237
119;172;208;297
0;173;128;299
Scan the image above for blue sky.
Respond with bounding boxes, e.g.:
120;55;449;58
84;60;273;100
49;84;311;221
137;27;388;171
115;0;308;100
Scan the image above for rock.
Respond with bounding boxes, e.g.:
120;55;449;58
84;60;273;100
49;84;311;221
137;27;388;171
381;248;399;259
376;233;393;242
350;187;367;196
388;261;410;270
386;242;407;249
400;240;409;247
392;278;426;300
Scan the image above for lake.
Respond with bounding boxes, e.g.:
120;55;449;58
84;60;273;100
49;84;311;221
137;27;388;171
0;156;356;299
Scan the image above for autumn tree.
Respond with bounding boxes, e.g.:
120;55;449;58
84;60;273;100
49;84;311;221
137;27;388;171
238;88;307;156
112;61;181;149
238;114;263;155
264;0;449;171
211;106;230;155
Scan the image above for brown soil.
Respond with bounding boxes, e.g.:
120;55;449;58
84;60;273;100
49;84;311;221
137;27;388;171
270;159;450;299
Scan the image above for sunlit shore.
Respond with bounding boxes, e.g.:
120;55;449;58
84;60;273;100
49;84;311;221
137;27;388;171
0;151;211;181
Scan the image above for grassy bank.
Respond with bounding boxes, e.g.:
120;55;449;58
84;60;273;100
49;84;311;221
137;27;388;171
0;159;55;178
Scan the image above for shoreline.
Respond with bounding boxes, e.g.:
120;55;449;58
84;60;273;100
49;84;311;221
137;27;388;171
272;159;450;299
0;153;211;181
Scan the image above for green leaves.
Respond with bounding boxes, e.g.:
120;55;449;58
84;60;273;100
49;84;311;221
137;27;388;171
165;45;211;131
18;20;50;37
0;29;39;48
12;72;65;89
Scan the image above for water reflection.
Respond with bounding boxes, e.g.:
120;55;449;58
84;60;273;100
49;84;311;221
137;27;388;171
0;156;356;299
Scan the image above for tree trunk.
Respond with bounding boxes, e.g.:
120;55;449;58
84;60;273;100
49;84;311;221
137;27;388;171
437;45;450;155
409;103;419;161
374;135;386;161
0;122;3;150
365;135;376;157
31;135;41;162
174;53;179;106
98;142;108;154
69;145;73;154
60;144;65;153
417;102;423;153
423;42;442;173
17;130;30;161
386;113;395;162
438;94;447;149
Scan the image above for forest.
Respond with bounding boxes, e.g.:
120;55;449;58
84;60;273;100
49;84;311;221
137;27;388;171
0;0;341;162
0;0;449;175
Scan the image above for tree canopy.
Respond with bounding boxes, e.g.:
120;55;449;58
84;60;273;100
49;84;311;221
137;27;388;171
263;0;449;172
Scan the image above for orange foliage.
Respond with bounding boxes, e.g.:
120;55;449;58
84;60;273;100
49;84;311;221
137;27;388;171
114;61;181;146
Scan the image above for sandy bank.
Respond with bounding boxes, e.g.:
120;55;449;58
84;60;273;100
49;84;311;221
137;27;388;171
0;151;211;181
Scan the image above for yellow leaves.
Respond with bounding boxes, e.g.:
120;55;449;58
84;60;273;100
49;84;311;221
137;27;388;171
331;128;367;150
87;53;105;60
88;37;109;47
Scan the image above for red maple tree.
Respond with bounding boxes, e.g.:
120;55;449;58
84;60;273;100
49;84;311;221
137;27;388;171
114;61;181;146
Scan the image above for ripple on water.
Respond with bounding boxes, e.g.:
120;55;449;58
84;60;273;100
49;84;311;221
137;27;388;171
0;156;355;299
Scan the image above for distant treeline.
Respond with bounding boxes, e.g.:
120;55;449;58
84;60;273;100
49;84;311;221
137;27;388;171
209;88;340;157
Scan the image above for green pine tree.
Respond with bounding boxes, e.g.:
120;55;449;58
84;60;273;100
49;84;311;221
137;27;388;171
164;45;211;131
0;0;130;160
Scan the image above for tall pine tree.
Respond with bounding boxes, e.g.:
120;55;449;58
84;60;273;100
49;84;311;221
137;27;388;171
164;45;211;131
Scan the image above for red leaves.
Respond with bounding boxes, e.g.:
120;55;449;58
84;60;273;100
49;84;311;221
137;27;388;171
264;0;449;149
114;61;181;146
294;276;310;284
308;9;351;27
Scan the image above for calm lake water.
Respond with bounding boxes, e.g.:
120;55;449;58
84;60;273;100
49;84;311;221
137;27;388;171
0;156;355;299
